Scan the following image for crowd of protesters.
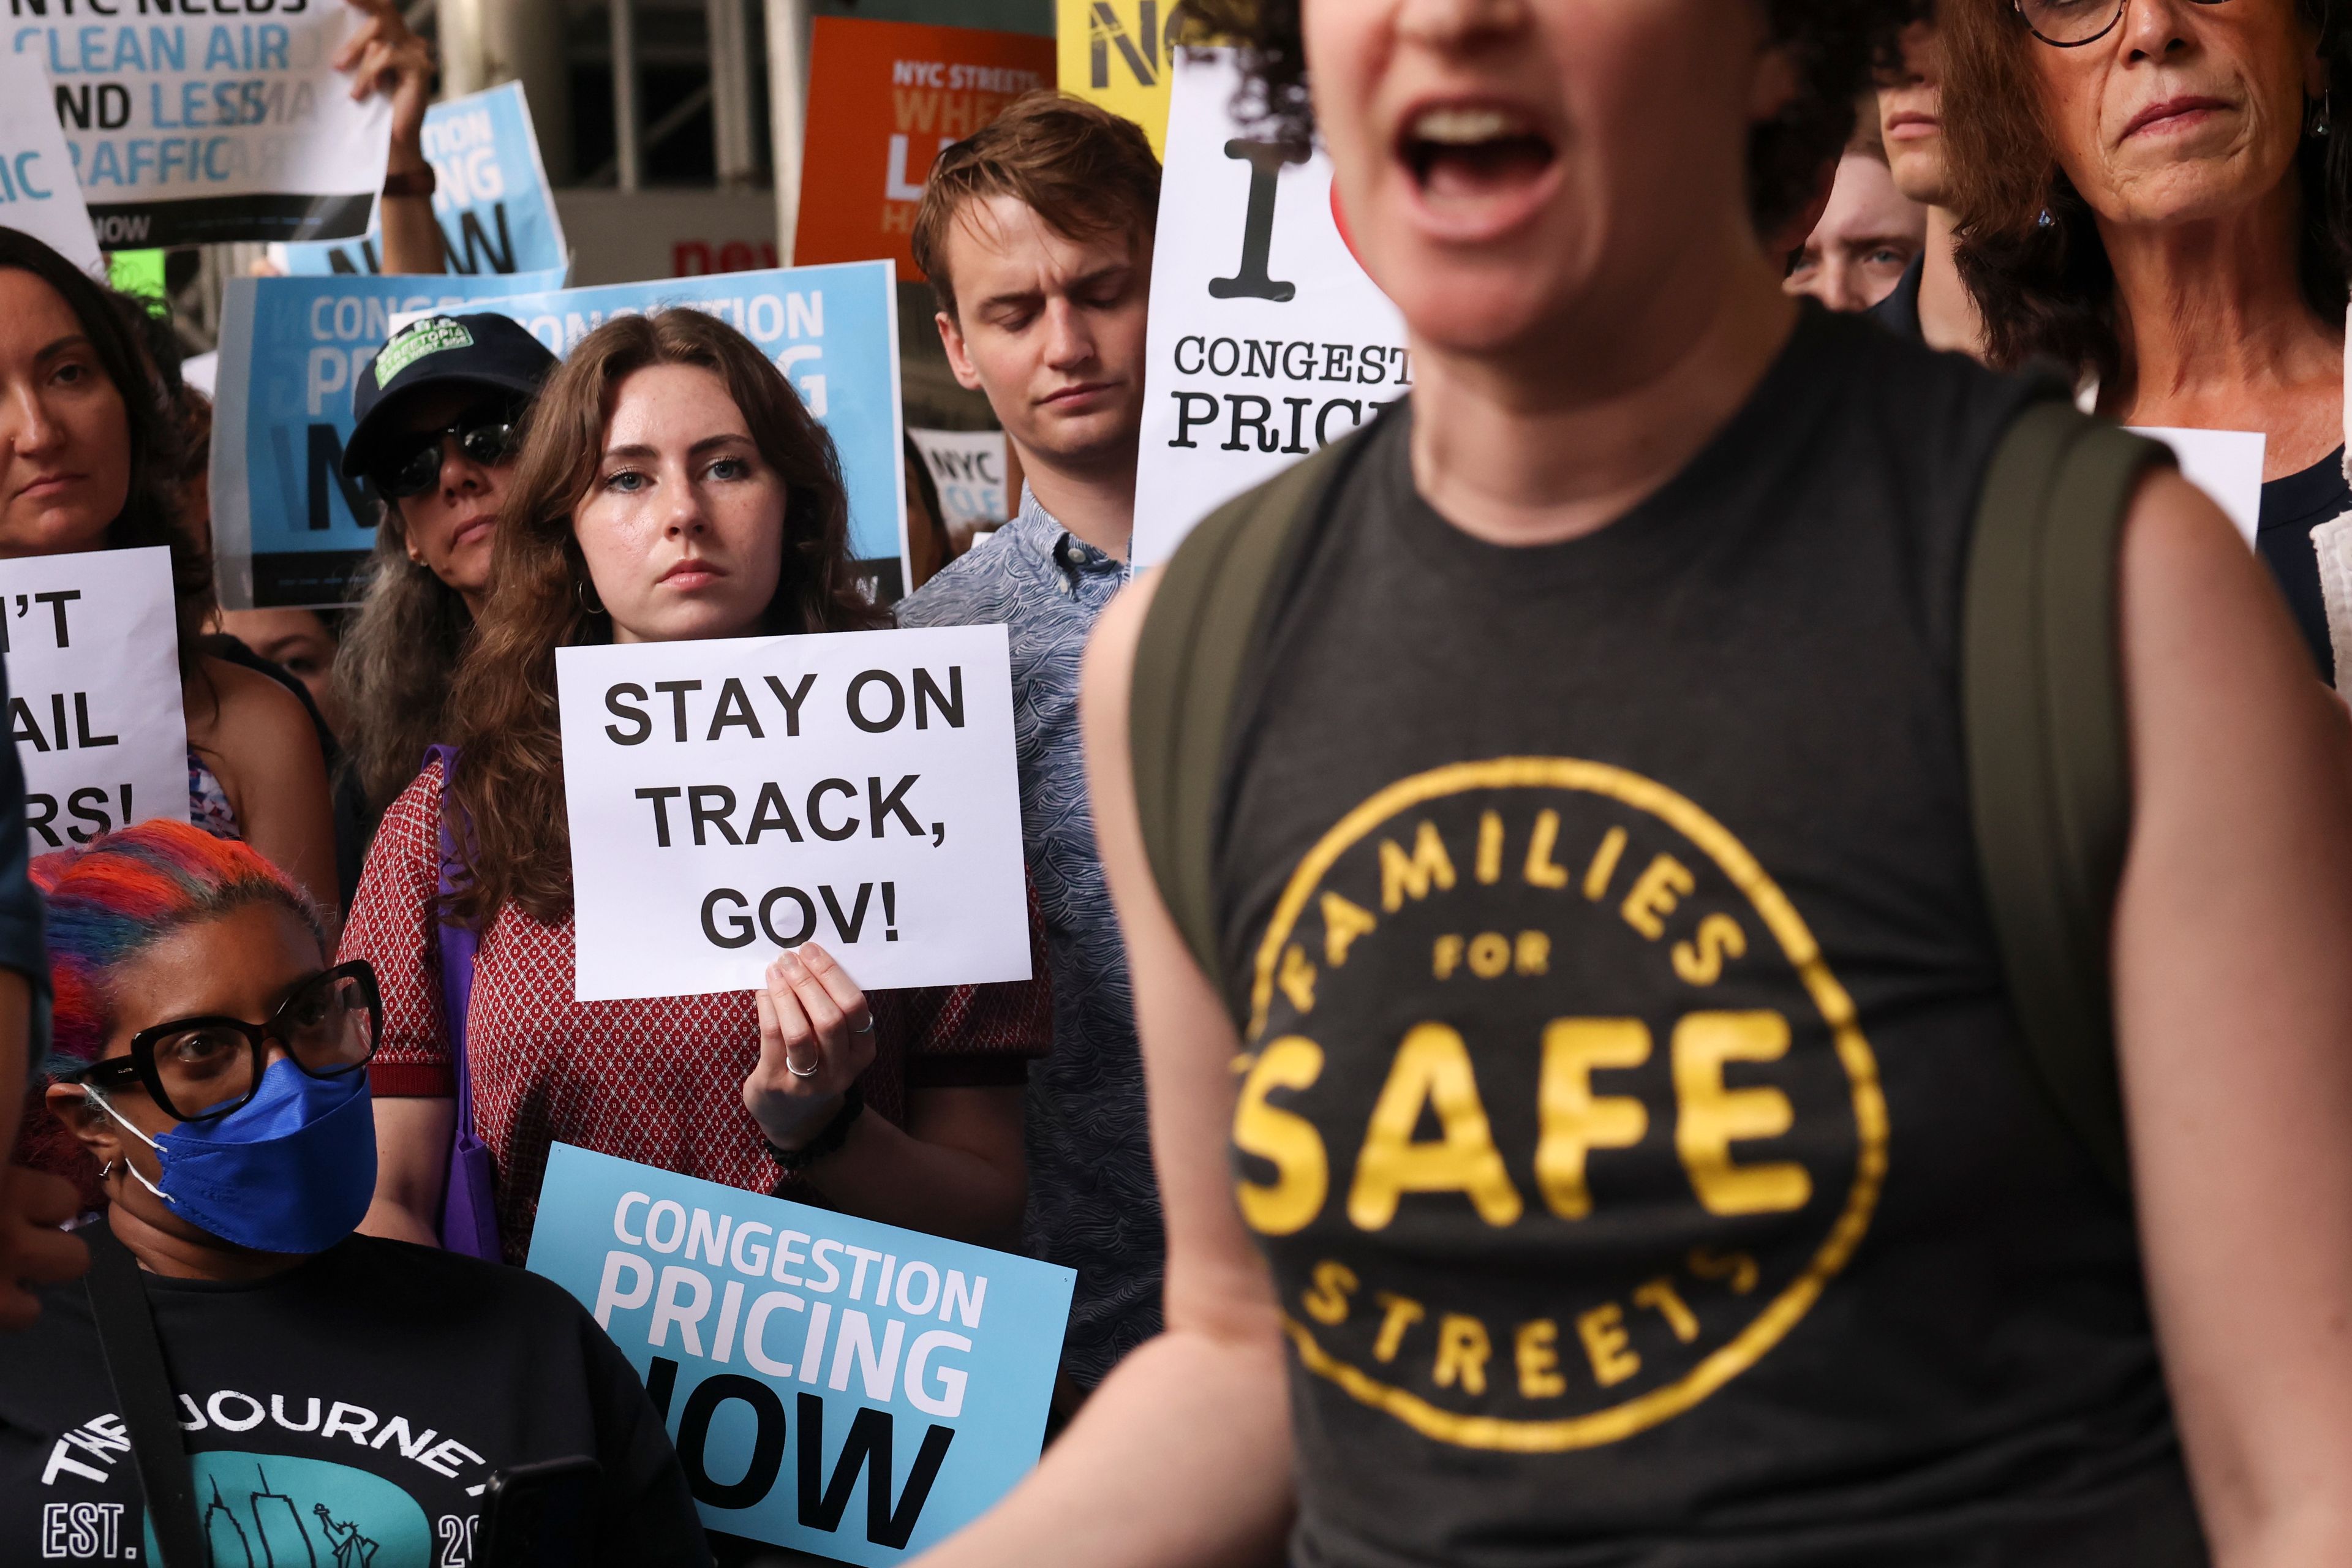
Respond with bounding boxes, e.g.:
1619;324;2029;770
5;0;2352;1563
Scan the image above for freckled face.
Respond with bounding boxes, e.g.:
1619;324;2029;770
571;364;788;646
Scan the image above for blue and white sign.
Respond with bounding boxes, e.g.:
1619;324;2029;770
209;266;569;608
526;1144;1074;1565
440;262;910;582
0;47;103;276
272;82;568;278
7;7;391;249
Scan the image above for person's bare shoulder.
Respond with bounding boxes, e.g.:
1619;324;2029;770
191;655;325;779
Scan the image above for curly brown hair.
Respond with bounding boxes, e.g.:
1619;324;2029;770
1175;0;1921;240
1942;0;2352;380
444;309;886;927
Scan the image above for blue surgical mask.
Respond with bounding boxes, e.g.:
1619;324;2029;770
88;1058;378;1255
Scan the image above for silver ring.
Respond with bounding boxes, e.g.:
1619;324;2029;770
850;1018;875;1036
785;1054;819;1077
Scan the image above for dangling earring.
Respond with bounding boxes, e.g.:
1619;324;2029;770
2312;90;2334;138
578;578;605;617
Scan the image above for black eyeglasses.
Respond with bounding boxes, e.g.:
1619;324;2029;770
67;962;383;1123
371;402;526;499
2016;0;2230;48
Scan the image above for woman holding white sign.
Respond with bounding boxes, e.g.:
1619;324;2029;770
0;230;339;914
342;309;1050;1264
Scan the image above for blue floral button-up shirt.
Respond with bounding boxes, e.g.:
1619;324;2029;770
897;488;1160;1385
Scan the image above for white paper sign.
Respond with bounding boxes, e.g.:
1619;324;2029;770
2;548;187;852
0;48;103;275
557;625;1030;1001
2127;427;2265;547
1133;48;1409;568
7;9;391;250
910;428;1012;529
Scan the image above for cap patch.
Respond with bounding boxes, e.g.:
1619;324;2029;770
374;317;475;388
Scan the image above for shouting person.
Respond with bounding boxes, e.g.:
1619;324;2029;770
922;2;2352;1565
896;94;1167;1401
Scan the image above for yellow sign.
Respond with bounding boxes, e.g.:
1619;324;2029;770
1057;0;1182;156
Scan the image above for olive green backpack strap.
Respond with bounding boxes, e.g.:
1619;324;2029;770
1962;399;2173;1199
1131;438;1362;986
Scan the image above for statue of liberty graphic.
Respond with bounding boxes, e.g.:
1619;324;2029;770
312;1503;380;1567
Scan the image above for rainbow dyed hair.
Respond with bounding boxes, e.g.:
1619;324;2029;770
33;819;323;1076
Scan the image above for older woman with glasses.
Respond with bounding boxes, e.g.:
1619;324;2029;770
1943;0;2351;680
0;820;710;1564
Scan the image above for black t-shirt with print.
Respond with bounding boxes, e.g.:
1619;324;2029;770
0;1231;709;1567
1213;306;2206;1567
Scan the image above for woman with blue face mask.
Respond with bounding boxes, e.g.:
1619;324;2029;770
0;820;710;1565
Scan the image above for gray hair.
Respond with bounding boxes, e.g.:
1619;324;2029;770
333;501;474;816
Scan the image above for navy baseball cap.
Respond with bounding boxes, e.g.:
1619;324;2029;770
343;312;558;480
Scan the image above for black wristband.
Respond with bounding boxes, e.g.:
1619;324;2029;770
382;166;437;198
764;1084;864;1177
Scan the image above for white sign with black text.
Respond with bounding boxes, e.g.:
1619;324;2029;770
1132;48;1409;567
0;47;104;275
1;548;187;851
910;428;1012;530
556;626;1030;1001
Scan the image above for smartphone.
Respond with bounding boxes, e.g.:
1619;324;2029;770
476;1455;603;1567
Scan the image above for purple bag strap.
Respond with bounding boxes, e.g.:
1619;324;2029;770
424;747;482;1144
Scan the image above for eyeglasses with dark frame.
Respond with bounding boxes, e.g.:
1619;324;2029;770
2016;0;2231;48
64;961;383;1124
370;401;527;500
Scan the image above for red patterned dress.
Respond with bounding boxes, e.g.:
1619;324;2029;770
339;761;1053;1262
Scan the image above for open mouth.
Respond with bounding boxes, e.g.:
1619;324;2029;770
1400;104;1559;210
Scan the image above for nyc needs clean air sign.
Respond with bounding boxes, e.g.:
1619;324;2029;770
528;1144;1074;1564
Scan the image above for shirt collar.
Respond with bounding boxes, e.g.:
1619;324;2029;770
1011;485;1132;592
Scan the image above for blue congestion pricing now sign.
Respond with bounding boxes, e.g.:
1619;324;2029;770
208;266;570;608
527;1145;1074;1563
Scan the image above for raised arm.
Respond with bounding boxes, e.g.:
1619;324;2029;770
336;0;443;276
2111;469;2352;1565
916;573;1295;1568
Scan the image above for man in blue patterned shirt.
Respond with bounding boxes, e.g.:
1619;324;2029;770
898;96;1163;1395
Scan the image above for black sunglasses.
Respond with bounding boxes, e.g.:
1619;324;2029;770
67;961;383;1124
2016;0;2230;48
371;402;526;500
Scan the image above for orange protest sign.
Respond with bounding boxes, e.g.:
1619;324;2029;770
794;17;1057;279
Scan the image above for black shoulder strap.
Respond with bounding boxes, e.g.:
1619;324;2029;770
1132;437;1362;990
84;1228;207;1568
1962;399;2171;1197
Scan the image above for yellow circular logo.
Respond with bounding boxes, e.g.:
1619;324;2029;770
1234;758;1888;1452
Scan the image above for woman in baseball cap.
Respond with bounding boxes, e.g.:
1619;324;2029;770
333;313;557;857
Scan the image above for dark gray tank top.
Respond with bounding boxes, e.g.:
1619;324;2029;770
1212;308;2204;1567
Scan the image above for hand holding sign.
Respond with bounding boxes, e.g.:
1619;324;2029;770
332;0;435;141
747;942;878;1148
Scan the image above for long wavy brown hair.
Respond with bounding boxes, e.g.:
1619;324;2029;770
1942;0;2352;380
443;308;885;927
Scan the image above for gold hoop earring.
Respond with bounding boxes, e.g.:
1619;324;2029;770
578;578;606;617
